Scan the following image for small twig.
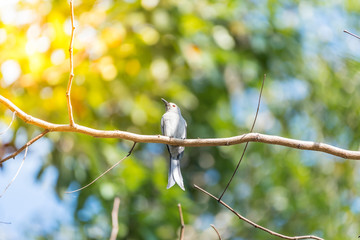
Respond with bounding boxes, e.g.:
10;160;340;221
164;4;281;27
344;30;360;40
110;197;121;240
210;224;222;240
65;142;137;194
0;111;16;135
218;74;266;201
66;0;76;126
0;129;49;164
249;74;265;133
194;185;323;240
0;221;11;224
0;146;28;197
178;203;185;240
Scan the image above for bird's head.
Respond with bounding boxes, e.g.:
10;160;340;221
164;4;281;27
161;98;181;114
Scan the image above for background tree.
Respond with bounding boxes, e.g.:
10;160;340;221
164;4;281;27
1;0;360;239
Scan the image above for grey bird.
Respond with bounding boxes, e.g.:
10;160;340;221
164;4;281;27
161;98;187;191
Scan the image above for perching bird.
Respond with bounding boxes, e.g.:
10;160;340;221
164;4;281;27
161;98;187;191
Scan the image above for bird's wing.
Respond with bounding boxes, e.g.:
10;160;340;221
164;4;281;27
181;117;187;139
161;116;165;135
161;115;172;155
161;115;172;137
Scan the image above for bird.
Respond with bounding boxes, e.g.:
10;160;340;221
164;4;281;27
161;98;187;191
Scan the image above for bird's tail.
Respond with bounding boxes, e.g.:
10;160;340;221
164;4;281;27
167;157;185;191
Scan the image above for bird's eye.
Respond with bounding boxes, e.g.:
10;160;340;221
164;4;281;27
172;104;176;107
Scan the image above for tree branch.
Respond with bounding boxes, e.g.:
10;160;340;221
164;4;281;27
178;203;185;240
194;185;324;240
1;129;49;164
110;197;120;240
344;30;360;40
218;74;265;201
66;0;76;126
1;95;360;160
65;142;136;194
210;224;222;240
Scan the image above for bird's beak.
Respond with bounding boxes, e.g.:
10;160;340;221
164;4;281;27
161;98;169;106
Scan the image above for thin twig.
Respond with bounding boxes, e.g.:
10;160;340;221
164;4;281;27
65;142;137;194
194;185;324;240
344;30;360;40
110;197;121;240
249;74;265;133
0;111;16;135
210;224;222;240
2;96;360;159
66;0;76;126
0;221;11;224
0;146;28;197
1;129;49;164
178;203;185;240
218;74;266;201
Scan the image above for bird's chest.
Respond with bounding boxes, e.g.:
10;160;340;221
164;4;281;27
163;113;184;137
